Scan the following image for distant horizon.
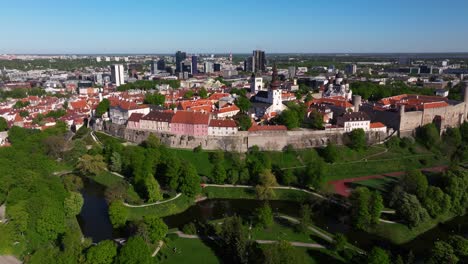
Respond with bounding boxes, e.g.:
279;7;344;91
4;52;468;56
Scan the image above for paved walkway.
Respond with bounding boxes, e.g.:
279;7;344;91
171;231;325;249
277;215;333;242
0;256;21;264
328;166;448;197
151;241;164;257
203;184;326;200
123;193;182;208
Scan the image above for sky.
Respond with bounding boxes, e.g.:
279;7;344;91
1;0;468;54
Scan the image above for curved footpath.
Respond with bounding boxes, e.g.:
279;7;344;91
123;193;182;208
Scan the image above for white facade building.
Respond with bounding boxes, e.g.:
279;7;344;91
111;64;125;87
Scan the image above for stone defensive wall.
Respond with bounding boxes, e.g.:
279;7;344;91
99;122;387;152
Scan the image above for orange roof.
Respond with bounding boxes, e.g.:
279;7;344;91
370;122;386;128
208;93;230;101
171;111;210;125
218;104;240;113
209;119;237;128
423;101;449;109
70;100;88;109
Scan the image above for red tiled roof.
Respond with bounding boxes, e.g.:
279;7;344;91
128;113;144;122
209;119;237;128
171;111;210;125
142;111;175;122
370;122;386;128
218;104;240;113
208;93;230;101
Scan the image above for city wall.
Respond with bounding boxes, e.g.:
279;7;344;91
99;122;387;152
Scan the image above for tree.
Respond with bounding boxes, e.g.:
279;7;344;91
162;154;181;191
235;96;251;113
178;163;201;197
423;186;451;217
331;233;347;254
64;192;84;217
428;241;459;264
144;92;165;106
198;87;208;99
367;247;391;264
348;128;367;151
255;170;278;200
256;203;273;228
143;133;160;148
235;113;252;131
108;201;128;228
418;123;441;149
369;191;384;225
444;127;462;147
307;110;324;129
77;154;107;176
19;110;29;117
211;162;227;184
303;160;326;190
400;170;428;200
322;142;338;163
278;109;300;130
144;176;163;202
183;90;194;99
117;236;152;264
218;216;250;264
448;235;468;257
96;99;110;117
86;240;117;264
396;193;429;228
143;216;168;244
0;116;7;131
350;187;371;230
279;169;297;186
110;152;122;172
43;135;67;158
263;241;308;264
298;204;312;233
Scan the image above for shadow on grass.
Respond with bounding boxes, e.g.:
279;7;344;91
306;249;346;264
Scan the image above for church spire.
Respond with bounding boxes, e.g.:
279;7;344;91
270;63;280;90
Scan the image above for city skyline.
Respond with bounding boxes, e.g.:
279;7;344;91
2;0;468;54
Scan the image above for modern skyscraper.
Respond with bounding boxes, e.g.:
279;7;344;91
191;55;198;74
111;64;125;87
214;63;221;72
345;64;357;75
252;50;266;73
175;51;187;73
151;60;158;74
157;59;166;71
204;62;214;73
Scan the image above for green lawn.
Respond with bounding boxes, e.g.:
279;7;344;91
127;195;194;220
203;186;311;202
92;171;141;203
158;236;219;264
95;131;125;144
250;220;317;243
166;149;215;176
367;212;458;244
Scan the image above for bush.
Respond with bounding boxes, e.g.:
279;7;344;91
193;145;202;153
182;222;197;235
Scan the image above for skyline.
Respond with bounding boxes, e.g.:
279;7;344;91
2;0;468;54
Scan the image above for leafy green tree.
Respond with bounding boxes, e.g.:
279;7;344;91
77;154;107;176
369;191;384;225
235;113;252;131
444;127;462;147
144;176;163;202
255;169;278;200
350;187;371;230
144;92;165;106
279;169;297;186
235;96;251;113
183;90;194;99
64;192;84;217
86;240;117;264
303;160;326;190
418;123;441;149
396;193;429;228
348;128;367;151
278;109;300;130
108;201;128;228
143;216;168;243
428;241;459;264
400;170;428;200
110;152;122;172
0;116;7;131
43;135;67;158
256;203;274;228
162;154;181;191
367;247;391;264
263;241;308;264
218;216;250;264
35;200;66;241
19;110;29;117
117;236;152;264
423;186;451;217
448;235;468;257
322;142;338;163
211;162;227;184
198;87;208;99
178;163;201;197
307;110;324;129
96;99;110;117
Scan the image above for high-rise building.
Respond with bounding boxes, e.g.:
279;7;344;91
244;57;253;72
111;64;125;87
204;62;214;73
151;60;158;74
345;64;357;75
175;51;187;73
96;57;101;62
181;61;192;74
191;55;198;74
157;59;166;71
288;66;296;79
252;50;266;73
214;63;221;72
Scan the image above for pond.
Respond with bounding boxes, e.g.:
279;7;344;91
78;181;468;257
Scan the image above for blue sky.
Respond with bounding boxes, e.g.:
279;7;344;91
1;0;468;54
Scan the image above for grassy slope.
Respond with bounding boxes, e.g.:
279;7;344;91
158;236;219;264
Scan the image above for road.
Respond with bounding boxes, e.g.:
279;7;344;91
0;256;21;264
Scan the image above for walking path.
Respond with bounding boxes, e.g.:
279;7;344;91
123;193;182;208
328;166;448;197
277;215;333;242
170;231;325;249
203;184;326;200
379;219;397;224
151;241;164;257
0;256;21;264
